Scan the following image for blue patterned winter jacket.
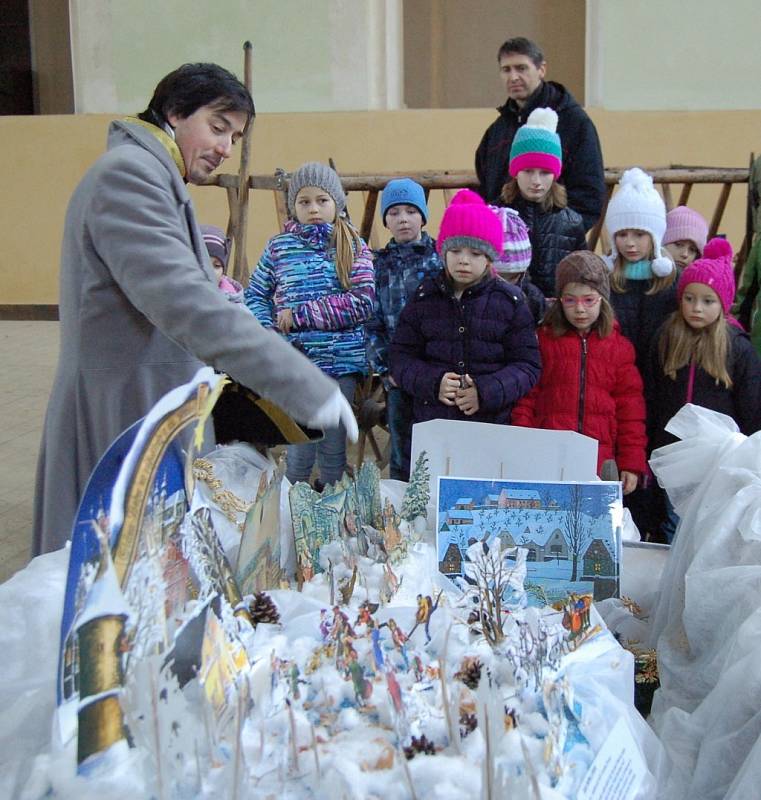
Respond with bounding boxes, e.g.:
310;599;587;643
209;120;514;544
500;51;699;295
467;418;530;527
366;232;442;374
245;220;375;378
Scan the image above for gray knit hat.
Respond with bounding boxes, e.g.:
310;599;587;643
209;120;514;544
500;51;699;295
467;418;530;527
555;251;610;300
287;161;346;216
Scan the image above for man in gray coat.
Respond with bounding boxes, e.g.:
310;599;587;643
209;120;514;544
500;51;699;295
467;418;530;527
33;63;358;556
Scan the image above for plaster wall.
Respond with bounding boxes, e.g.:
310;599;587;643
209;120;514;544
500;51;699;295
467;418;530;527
3;108;759;305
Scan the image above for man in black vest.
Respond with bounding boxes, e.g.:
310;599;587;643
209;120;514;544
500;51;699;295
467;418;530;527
475;37;605;231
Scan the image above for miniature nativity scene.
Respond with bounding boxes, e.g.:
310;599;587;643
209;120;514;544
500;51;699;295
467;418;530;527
8;366;704;800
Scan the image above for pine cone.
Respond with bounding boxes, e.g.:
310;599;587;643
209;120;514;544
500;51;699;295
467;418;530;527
248;591;281;626
403;734;436;760
459;712;478;737
454;656;482;690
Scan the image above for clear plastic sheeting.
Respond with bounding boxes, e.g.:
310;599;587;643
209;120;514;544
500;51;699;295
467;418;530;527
0;547;69;799
647;403;761;800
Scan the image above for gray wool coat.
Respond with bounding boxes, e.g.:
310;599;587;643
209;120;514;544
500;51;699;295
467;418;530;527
32;120;337;556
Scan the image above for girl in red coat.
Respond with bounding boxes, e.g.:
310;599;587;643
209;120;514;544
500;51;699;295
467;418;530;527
511;251;647;493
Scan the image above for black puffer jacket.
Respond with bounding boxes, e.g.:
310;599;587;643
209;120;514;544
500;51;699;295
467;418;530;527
646;323;761;452
610;279;678;377
508;196;588;299
475;81;606;231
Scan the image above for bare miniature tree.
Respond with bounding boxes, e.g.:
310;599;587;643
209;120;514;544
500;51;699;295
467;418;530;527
563;485;592;581
462;540;525;646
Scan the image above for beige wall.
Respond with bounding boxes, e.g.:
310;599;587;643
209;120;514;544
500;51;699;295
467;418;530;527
404;0;585;109
68;0;403;113
3;108;759;305
587;0;761;110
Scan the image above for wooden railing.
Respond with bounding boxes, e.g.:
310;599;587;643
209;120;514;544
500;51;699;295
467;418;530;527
207;165;753;285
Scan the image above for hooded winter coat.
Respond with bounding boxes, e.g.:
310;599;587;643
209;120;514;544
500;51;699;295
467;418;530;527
511;322;647;475
507;196;588;298
475;81;605;231
389;272;541;426
33;120;337;556
646;322;761;452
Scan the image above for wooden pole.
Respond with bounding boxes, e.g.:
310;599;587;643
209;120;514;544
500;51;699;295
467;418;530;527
709;183;732;238
232;41;253;285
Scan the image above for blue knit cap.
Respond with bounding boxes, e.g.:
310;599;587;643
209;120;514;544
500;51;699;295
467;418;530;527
381;178;428;224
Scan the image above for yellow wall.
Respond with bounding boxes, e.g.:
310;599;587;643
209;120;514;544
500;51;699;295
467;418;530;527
3;108;759;305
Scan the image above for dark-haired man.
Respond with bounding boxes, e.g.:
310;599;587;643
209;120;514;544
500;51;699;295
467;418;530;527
475;37;605;231
33;63;358;556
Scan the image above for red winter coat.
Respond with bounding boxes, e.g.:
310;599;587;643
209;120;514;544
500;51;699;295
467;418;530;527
511;323;647;475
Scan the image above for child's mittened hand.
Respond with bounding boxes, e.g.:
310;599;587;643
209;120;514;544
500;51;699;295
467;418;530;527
438;372;461;406
276;307;294;333
620;470;638;495
455;375;479;416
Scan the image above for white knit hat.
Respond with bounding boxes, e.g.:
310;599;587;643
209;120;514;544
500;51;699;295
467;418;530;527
604;168;673;277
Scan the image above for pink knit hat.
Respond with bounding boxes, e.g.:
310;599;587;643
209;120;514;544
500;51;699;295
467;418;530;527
663;206;709;254
437;189;504;262
677;238;736;314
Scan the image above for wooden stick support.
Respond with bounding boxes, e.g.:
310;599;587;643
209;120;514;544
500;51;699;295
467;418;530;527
231;41;254;285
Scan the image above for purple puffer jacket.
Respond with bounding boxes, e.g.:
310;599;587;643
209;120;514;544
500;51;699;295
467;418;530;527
390;272;541;425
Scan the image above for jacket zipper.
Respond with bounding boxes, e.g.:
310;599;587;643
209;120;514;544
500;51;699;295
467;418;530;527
685;358;696;404
577;335;588;432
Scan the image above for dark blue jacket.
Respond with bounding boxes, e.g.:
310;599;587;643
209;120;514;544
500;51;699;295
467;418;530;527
646;323;761;452
366;232;442;373
475;81;606;230
389;272;541;425
508;196;588;298
610;279;678;377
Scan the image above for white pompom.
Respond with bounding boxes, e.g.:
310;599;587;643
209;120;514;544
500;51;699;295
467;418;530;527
651;255;674;277
619;167;652;191
525;107;558;133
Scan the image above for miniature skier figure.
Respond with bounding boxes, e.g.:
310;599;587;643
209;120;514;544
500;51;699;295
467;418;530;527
346;647;373;706
330;605;356;640
355;600;379;630
382;496;402;553
289;662;304;700
386;669;404;714
319;609;331;641
382;618;410;670
409;591;443;643
371;627;385;673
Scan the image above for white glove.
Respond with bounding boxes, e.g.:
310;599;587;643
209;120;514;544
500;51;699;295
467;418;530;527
306;387;359;443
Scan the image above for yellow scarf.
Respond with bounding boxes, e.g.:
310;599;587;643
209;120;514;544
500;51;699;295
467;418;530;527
123;116;186;179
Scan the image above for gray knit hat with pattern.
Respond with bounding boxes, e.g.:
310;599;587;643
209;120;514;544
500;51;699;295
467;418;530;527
287;161;346;216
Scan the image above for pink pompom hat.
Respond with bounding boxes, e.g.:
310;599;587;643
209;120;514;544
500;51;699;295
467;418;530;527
437;189;504;262
677;237;736;314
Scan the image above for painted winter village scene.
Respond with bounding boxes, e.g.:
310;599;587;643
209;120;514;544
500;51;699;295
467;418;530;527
12;369;661;800
437;478;622;606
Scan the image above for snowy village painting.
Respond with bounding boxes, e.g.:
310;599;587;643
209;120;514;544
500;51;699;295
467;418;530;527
437;478;622;605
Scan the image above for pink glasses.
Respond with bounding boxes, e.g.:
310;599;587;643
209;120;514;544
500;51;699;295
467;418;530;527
560;294;601;309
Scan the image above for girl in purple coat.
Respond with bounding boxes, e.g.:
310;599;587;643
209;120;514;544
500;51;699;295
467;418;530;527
390;190;541;474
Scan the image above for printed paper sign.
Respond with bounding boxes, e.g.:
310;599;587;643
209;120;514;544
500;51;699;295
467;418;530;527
577;717;648;800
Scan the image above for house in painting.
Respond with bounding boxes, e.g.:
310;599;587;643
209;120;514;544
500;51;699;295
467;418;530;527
447;508;474;525
582;538;616;577
439;542;462;576
498;488;542;509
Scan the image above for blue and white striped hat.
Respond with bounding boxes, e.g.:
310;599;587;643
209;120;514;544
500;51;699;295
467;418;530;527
489;206;532;274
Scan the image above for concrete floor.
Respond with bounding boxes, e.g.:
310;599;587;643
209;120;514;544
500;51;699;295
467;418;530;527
0;320;389;584
0;321;59;583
